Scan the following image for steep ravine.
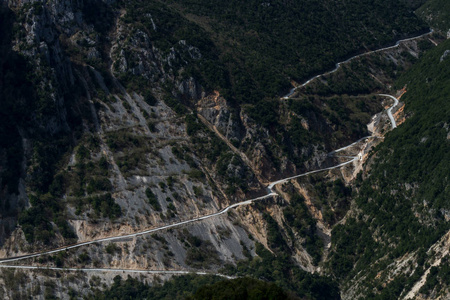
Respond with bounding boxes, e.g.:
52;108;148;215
0;71;406;281
0;0;443;298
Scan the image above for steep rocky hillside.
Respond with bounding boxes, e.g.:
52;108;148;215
0;0;427;249
327;37;450;300
417;0;450;36
0;0;443;299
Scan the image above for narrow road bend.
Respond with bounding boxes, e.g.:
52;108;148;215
0;28;422;275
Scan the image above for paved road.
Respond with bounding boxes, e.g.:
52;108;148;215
283;29;433;99
0;91;401;275
267;157;358;191
0;151;360;266
378;94;399;129
0;264;235;278
328;136;371;156
0;159;361;266
0;29;416;274
0;193;277;264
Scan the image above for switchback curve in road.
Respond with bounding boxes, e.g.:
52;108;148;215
0;92;401;271
378;94;399;129
0;29;414;274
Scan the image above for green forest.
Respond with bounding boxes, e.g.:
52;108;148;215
417;0;450;32
120;0;427;103
86;275;299;300
328;38;450;298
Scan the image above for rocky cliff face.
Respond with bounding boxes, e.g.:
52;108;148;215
0;0;277;258
0;0;363;249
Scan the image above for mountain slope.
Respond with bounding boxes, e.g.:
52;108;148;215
0;0;428;247
127;0;428;102
328;37;450;299
0;0;441;299
417;0;450;34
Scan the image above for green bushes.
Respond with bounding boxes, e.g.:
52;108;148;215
19;193;76;244
143;90;157;106
263;213;289;253
76;145;90;161
121;99;132;112
181;111;252;196
216;153;250;195
416;0;450;32
116;150;147;175
193;186;203;197
105;131;151;177
145;188;161;211
163;93;187;115
225;242;340;299
147;121;157;132
105;131;145;152
328;39;450;296
119;0;426;106
328;218;378;280
185;114;203;136
86;178;112;194
105;243;120;255
86;275;225;300
187;168;205;180
85;193;122;219
193;277;297;300
311;177;352;225
88;274;302;299
283;194;322;264
419;257;450;297
184;234;221;268
246;99;279;129
65;147;112;197
175;0;424;102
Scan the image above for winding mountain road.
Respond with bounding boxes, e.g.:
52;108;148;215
0;29;417;276
0;113;397;276
267;156;360;190
0;194;278;265
378;94;399;129
0;149;362;271
0;264;235;279
0;145;368;267
0;138;369;273
283;29;433;99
